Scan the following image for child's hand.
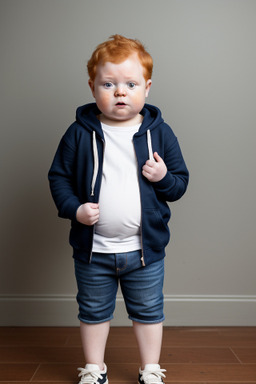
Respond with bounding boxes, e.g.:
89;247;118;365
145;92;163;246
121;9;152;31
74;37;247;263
142;152;167;182
76;203;100;225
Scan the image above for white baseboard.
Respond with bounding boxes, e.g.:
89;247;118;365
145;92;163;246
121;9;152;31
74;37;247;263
1;294;256;326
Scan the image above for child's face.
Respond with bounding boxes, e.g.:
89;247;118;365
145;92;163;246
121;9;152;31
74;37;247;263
89;54;152;126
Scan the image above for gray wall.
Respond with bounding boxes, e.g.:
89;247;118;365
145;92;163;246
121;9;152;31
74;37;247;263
1;0;256;326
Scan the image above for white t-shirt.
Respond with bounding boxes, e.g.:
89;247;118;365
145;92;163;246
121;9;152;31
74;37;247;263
92;123;142;253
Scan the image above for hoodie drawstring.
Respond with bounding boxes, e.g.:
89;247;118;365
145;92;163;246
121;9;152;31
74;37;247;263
90;129;153;196
147;129;154;161
91;131;99;196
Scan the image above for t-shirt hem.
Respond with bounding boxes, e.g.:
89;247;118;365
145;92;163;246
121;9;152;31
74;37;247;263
92;243;142;254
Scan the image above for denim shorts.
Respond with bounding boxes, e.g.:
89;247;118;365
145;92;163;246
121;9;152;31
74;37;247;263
74;250;165;324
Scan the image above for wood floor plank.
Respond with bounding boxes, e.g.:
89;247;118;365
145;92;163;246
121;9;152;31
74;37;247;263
160;347;240;363
0;363;39;381
164;363;256;381
217;327;256;347
0;346;84;363
162;327;256;347
0;327;69;346
162;328;227;347
218;327;256;334
232;348;256;363
31;363;81;382
105;346;140;363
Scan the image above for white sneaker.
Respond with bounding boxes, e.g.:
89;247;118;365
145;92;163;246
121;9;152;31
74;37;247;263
138;364;166;384
77;364;108;384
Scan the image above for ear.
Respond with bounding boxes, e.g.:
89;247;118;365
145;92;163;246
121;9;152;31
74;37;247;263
88;79;95;97
145;79;152;98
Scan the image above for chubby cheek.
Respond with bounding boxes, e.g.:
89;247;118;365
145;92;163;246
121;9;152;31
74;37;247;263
131;92;146;109
95;92;112;112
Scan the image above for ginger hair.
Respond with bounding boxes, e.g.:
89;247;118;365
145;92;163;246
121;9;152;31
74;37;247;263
87;34;153;81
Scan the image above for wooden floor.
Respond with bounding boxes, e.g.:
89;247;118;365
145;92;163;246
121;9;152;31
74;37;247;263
0;327;256;383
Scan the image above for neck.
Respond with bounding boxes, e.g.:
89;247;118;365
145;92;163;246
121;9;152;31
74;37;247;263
98;113;143;127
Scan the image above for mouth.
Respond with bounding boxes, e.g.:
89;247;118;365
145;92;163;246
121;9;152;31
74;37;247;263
115;102;126;106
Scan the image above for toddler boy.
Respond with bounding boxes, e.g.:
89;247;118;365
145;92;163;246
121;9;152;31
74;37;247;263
48;34;189;384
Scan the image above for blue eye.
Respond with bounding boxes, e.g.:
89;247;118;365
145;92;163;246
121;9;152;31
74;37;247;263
128;82;136;89
104;82;113;88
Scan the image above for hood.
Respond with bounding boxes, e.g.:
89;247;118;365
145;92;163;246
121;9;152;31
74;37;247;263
138;103;164;135
76;103;104;138
75;102;164;137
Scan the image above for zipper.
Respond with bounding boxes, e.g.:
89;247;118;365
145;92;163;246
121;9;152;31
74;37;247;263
139;180;146;266
89;226;95;263
89;137;105;264
140;212;146;267
133;138;146;267
91;131;99;197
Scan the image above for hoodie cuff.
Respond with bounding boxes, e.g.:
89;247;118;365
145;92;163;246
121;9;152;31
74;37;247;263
58;199;81;222
153;171;174;191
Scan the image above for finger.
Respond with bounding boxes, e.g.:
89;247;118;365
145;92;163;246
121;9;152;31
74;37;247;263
145;159;155;168
92;215;100;222
89;203;99;209
91;209;100;218
91;211;100;221
153;152;163;162
142;169;153;180
142;165;154;175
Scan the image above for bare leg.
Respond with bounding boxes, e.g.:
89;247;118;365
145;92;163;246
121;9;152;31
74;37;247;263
133;321;163;370
80;320;110;370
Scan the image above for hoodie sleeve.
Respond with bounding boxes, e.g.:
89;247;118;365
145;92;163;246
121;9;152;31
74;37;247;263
48;134;81;221
153;132;189;202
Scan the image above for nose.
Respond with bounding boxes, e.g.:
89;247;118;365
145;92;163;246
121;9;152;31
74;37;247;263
114;85;126;97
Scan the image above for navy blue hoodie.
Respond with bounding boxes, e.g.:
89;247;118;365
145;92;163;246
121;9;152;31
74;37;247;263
48;103;189;265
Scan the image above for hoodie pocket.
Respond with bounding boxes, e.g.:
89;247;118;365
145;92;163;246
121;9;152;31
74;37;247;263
143;208;170;250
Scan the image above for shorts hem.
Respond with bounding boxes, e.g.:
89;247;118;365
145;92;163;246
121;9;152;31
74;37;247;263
128;315;165;324
78;314;114;324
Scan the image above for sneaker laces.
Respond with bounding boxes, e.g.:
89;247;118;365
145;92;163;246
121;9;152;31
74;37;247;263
140;365;166;384
77;365;104;384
